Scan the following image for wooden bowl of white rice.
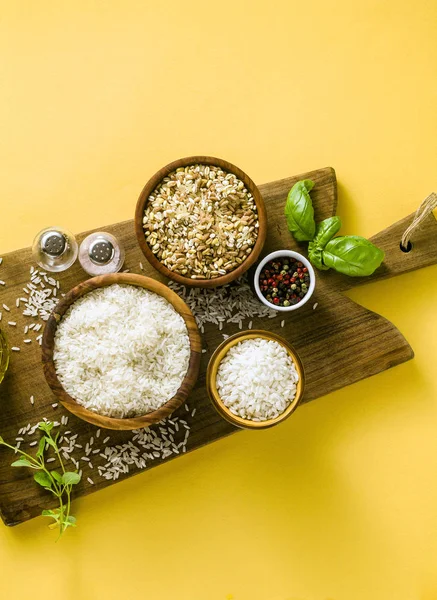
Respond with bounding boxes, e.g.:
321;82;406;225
206;330;304;429
42;274;201;430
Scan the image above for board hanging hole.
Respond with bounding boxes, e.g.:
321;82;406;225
400;193;436;254
400;241;413;253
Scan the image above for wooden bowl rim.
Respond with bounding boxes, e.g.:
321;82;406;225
134;155;267;288
206;329;305;430
42;273;201;430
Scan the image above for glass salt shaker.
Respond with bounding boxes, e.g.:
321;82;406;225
78;232;125;276
32;226;78;272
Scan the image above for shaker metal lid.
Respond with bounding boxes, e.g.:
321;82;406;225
88;238;115;265
78;232;125;276
40;231;67;257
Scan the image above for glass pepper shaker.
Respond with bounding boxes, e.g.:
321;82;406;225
78;232;125;276
32;226;78;272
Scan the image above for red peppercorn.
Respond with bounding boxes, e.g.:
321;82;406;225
268;278;274;285
302;267;308;272
263;280;268;285
273;297;280;305
290;277;296;283
277;275;283;282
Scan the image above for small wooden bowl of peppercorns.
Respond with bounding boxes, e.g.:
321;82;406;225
254;250;315;311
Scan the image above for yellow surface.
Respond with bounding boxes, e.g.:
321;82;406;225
0;1;436;599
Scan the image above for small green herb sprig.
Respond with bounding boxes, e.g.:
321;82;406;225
0;421;81;537
285;180;385;276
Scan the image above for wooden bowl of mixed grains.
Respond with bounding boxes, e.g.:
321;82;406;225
135;156;267;287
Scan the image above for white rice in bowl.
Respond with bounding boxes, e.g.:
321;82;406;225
216;337;299;421
53;284;191;418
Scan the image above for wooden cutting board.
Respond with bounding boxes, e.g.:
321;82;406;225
1;166;436;526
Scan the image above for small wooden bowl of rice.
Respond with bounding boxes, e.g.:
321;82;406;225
135;156;267;288
42;273;201;430
206;330;304;430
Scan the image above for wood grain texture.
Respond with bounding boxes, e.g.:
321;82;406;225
0;166;433;526
135;156;268;287
42;273;202;430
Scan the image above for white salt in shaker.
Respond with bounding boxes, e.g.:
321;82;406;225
78;232;125;276
32;226;78;272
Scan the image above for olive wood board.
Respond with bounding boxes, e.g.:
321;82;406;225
1;166;436;526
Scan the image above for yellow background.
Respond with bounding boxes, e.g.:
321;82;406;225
1;1;436;599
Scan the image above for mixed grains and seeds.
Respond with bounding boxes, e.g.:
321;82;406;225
143;164;259;280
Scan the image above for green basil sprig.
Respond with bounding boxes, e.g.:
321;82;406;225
285;180;384;276
0;421;81;538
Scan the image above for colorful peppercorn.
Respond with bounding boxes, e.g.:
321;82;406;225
258;256;311;307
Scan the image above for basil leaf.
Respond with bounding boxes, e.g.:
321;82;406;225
36;437;46;459
64;515;77;527
34;471;53;489
62;471;81;486
51;470;63;483
285;180;316;242
11;457;33;468
323;235;384;276
38;421;54;434
313;217;342;249
42;509;61;523
308;243;329;270
308;216;342;270
44;436;57;450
